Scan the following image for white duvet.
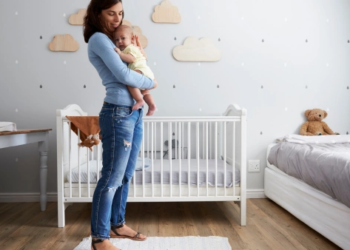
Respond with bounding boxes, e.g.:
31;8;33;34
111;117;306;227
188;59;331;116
269;134;350;208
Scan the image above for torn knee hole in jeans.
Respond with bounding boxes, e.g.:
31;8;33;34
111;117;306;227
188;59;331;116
124;139;131;151
107;187;117;192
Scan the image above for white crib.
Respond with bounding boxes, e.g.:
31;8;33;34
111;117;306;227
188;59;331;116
56;104;247;227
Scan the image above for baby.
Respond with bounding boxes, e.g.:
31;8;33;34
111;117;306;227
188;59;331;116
114;25;156;116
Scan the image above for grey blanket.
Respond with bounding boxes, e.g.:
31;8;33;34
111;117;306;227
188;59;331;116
268;142;350;208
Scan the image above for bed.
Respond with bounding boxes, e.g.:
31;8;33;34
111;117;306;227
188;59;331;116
56;104;247;228
265;134;350;249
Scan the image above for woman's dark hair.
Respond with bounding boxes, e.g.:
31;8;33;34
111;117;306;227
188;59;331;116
83;0;124;43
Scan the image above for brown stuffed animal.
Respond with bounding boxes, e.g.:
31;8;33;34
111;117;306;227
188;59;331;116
78;133;100;151
300;109;337;136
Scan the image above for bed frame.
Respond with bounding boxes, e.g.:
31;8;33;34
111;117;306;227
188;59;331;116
56;104;247;228
265;144;350;249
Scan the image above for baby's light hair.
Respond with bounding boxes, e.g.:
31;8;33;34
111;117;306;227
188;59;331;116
115;25;133;36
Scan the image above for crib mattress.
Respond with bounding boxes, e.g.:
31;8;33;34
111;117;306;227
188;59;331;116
65;158;240;187
268;135;350;208
65;157;150;183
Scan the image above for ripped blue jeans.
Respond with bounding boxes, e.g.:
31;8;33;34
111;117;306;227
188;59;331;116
91;103;143;240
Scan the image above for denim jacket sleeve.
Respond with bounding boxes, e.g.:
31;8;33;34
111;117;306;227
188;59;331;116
89;32;154;90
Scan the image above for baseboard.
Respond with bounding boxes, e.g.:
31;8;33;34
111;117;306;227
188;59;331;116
246;189;266;198
0;192;58;202
0;189;266;202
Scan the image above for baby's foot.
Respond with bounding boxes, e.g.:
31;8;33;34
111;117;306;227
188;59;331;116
146;103;156;116
132;100;145;111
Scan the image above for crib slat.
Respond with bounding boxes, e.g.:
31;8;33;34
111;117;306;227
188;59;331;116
97;141;100;184
87;148;90;198
142;123;146;198
233;122;236;196
206;122;208;197
210;123;212;160
147;121;150;158
174;122;177;159
155;122;157;160
215;122;218;197
224;122;227;197
182;123;184;160
219;122;223;167
169;122;172;197
69;122;72;198
187;122;191;197
133;129;137;197
151;122;154;197
196;122;199;197
91;142;95;195
160;122;163;197
78;129;81;198
179;122;182;197
202;123;204;159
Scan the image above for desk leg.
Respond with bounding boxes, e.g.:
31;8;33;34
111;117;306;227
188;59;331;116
38;133;49;211
39;151;48;211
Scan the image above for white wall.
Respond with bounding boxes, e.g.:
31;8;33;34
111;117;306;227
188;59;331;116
0;0;350;198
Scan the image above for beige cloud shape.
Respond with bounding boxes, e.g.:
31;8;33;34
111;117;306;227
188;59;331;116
152;0;181;23
122;20;148;48
49;34;79;52
172;37;221;62
69;9;87;25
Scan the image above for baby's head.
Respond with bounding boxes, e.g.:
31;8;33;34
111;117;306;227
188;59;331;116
114;25;133;51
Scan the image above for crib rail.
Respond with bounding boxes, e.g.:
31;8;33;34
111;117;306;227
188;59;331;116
57;104;246;227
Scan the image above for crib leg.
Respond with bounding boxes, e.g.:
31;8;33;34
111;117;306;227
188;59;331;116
240;199;246;226
65;203;73;209
57;196;65;227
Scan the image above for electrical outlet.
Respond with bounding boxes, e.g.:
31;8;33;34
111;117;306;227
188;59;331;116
248;160;260;172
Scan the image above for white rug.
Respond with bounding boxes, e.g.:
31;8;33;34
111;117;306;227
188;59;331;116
74;236;231;250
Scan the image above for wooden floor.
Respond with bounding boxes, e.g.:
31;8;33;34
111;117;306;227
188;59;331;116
0;199;340;250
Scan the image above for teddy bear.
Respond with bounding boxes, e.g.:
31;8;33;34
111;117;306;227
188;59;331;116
299;109;337;136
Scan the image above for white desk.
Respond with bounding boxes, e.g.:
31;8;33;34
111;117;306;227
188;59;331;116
0;129;51;211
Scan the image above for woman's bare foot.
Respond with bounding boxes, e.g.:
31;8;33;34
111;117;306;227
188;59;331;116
132;99;145;111
91;238;120;250
110;224;147;240
146;103;156;116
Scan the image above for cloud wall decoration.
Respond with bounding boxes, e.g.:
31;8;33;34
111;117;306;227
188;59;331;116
69;9;87;25
122;20;148;48
172;37;221;62
152;0;181;23
49;34;79;52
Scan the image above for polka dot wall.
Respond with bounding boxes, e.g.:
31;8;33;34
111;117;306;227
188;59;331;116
0;0;349;195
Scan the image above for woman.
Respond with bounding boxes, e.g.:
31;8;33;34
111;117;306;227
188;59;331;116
83;0;157;249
